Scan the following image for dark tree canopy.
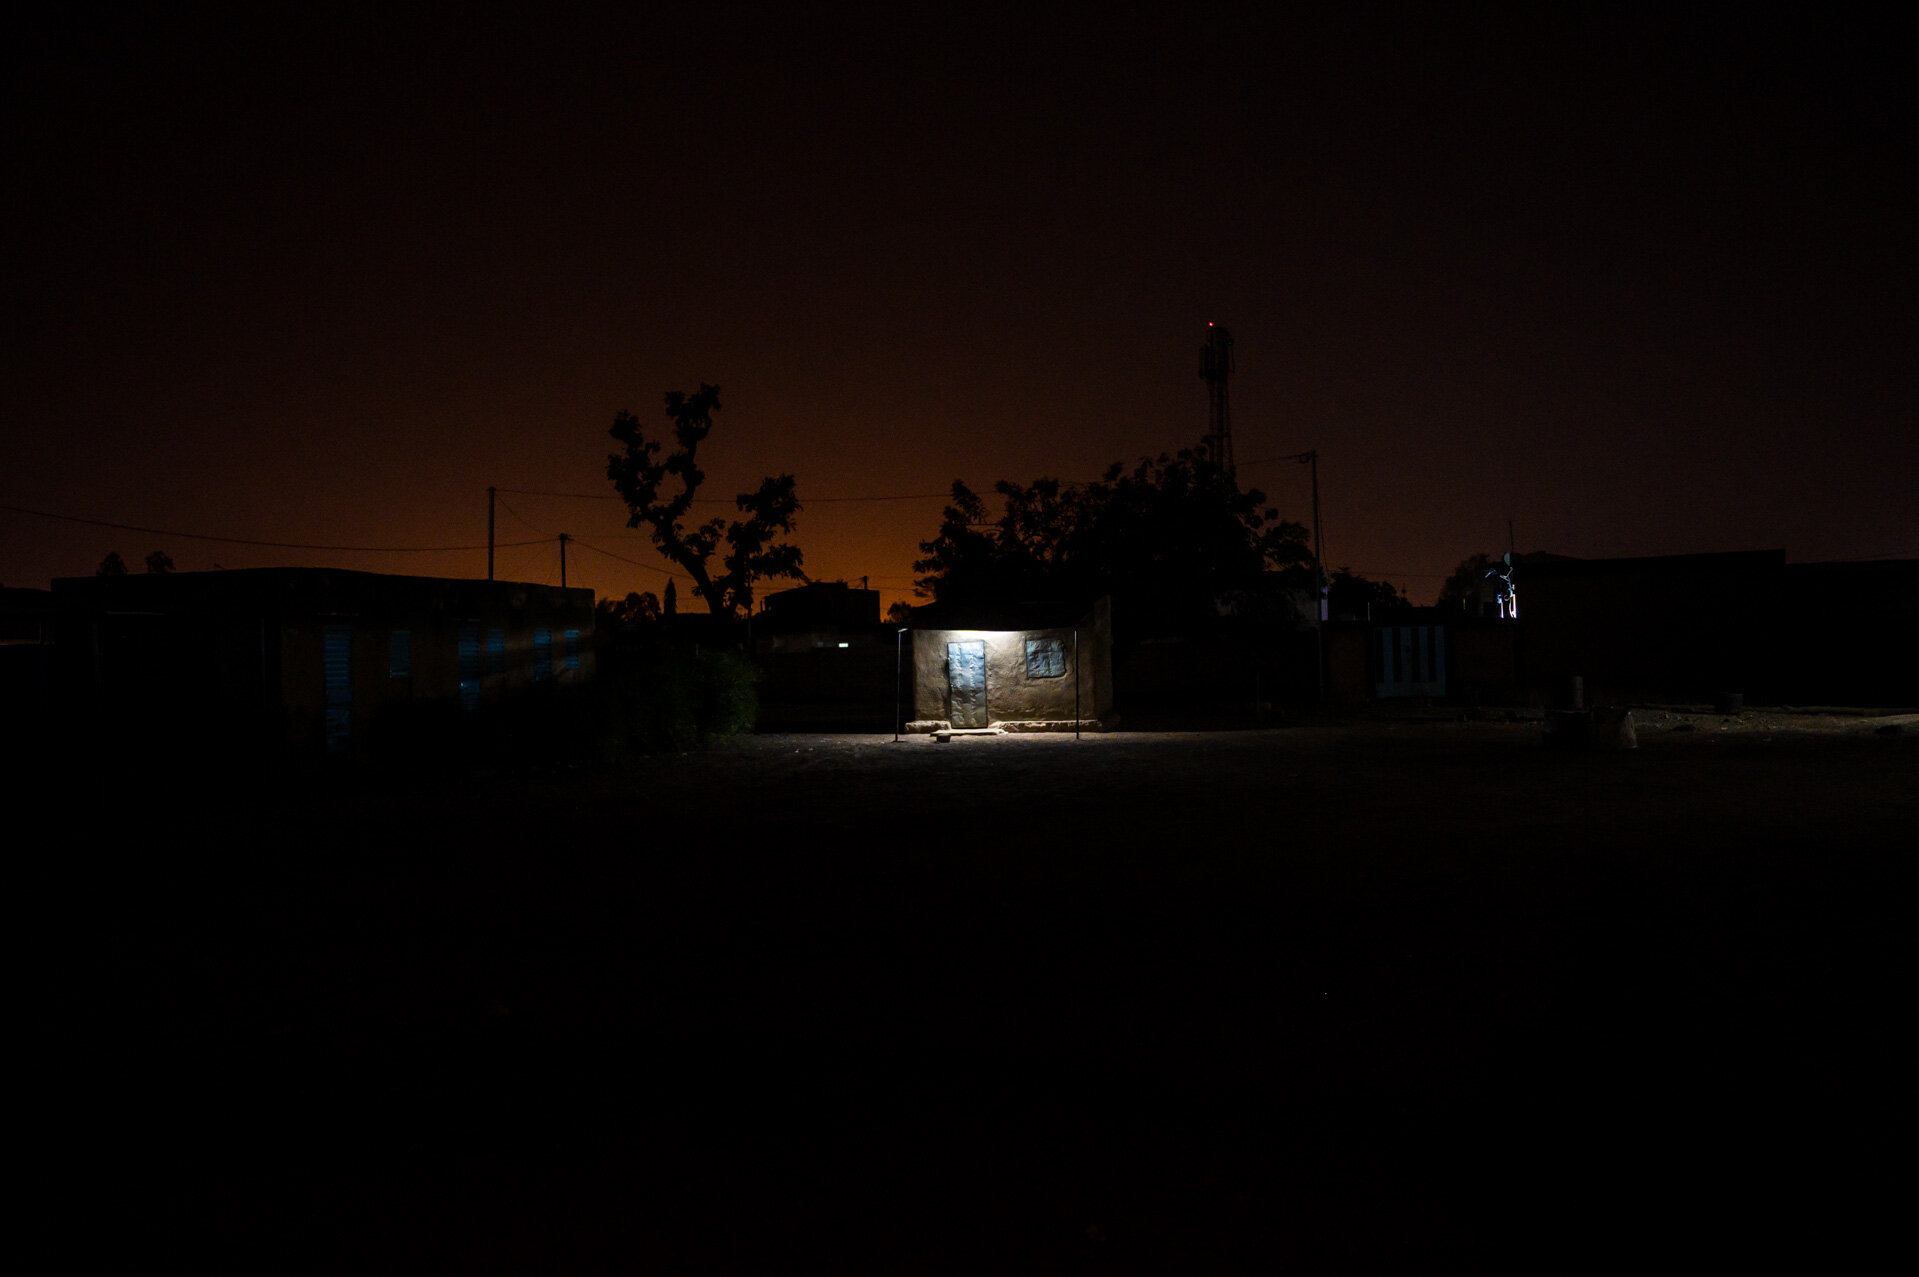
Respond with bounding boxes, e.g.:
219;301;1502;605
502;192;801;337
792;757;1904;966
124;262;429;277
597;590;662;630
606;384;806;621
1437;553;1500;611
1326;567;1407;619
913;447;1310;629
98;549;175;576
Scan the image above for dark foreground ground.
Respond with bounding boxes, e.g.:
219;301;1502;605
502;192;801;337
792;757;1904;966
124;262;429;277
28;713;1917;1272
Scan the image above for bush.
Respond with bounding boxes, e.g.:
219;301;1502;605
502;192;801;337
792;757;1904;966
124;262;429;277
603;647;759;752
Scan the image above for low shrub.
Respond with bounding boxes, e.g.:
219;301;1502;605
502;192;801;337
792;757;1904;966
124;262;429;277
601;647;759;752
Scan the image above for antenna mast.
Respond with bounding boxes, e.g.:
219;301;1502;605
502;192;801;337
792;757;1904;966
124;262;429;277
1200;322;1235;475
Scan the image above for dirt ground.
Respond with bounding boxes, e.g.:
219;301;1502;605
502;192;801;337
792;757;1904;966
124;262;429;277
35;709;1915;1272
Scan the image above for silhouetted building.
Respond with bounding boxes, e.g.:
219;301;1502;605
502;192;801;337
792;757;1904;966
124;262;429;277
1114;583;1320;721
759;580;880;639
1507;550;1916;706
50;568;596;758
752;581;893;729
1513;549;1780;703
1313;606;1488;702
1250;550;1917;710
0;587;57;713
1775;559;1918;705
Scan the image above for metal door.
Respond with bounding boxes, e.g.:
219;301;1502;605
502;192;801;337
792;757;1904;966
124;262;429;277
948;640;987;728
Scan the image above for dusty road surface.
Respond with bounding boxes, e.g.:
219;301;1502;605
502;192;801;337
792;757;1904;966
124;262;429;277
46;713;1915;1272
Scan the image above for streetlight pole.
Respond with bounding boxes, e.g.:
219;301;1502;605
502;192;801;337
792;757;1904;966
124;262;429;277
894;627;910;742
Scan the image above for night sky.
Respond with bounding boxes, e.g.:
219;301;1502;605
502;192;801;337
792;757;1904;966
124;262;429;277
6;5;1912;610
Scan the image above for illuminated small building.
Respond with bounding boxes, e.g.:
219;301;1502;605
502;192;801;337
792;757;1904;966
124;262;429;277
904;597;1114;732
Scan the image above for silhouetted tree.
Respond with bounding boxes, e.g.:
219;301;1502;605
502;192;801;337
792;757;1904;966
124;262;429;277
663;580;677;616
885;600;914;625
96;552;128;576
1326;567;1407;618
606;384;806;621
597;590;663;630
1437;553;1499;611
144;550;174;574
913;447;1309;628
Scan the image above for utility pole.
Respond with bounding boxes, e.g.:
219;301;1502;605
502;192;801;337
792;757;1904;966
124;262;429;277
487;486;496;581
1310;450;1324;613
1200;323;1235;475
558;533;570;587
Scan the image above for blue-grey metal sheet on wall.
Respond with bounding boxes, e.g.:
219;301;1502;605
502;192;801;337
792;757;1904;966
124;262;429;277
1025;637;1066;678
948;640;987;727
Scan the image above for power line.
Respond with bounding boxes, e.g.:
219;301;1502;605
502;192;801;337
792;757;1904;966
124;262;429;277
783;492;948;503
495;486;949;504
1238;452;1319;469
505;466;1312;508
567;536;697;582
492;494;550;535
505;456;1323;509
2;502;546;553
492;538;551;584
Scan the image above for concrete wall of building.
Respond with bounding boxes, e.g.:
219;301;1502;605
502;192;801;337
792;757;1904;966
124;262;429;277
1113;625;1319;715
1448;621;1524;705
910;606;1113;728
50;569;597;757
757;644;897;704
279;610;595;754
1517;551;1780;704
1773;561;1918;705
1324;624;1370;702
